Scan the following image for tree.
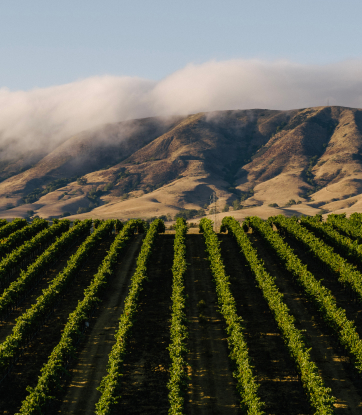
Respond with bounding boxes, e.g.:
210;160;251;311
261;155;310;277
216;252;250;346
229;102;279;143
104;182;114;191
209;207;219;214
174;209;198;220
77;177;87;186
223;204;230;212
197;209;206;217
77;207;88;214
232;200;240;211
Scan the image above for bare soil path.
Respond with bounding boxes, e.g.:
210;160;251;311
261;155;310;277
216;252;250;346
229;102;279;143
0;234;115;415
185;234;240;415
0;234;88;342
114;234;174;415
249;231;362;413
54;234;144;415
218;233;311;414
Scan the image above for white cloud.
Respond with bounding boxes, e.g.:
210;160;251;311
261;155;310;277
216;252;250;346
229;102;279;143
1;58;362;157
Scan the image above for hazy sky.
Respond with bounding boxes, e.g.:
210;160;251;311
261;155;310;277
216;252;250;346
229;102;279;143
1;0;361;90
1;0;362;154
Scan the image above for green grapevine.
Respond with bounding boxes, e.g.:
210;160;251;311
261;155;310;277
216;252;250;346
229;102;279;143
95;219;165;415
247;216;362;376
0;219;110;380
0;220;70;291
199;218;264;415
167;218;188;415
0;218;48;258
0;218;27;239
0;220;91;319
16;219;144;414
222;216;335;414
272;215;362;303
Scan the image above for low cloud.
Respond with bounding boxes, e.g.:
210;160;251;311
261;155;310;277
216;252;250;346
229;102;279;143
1;58;362;157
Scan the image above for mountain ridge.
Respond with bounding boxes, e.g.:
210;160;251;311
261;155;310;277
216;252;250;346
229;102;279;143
1;106;362;220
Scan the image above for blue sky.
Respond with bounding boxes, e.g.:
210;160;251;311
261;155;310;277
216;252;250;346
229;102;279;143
1;0;361;90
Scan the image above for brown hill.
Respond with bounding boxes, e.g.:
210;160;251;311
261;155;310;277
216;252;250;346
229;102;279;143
1;106;362;220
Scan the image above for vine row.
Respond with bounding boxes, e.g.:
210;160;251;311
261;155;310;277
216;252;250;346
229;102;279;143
222;216;335;413
299;216;362;267
0;218;27;239
326;214;362;243
0;218;48;258
167;218;189;415
0;219;70;291
273;215;362;302
0;219;91;319
95;218;165;415
16;219;144;414
199;218;264;415
247;216;362;376
0;219;109;381
348;212;362;225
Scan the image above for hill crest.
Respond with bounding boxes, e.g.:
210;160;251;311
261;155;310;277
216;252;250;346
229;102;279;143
0;106;361;220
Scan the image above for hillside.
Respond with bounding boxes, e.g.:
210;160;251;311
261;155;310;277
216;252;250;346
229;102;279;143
1;106;362;220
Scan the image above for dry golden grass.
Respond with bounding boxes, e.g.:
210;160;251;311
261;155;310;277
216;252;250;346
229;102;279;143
1;106;362;220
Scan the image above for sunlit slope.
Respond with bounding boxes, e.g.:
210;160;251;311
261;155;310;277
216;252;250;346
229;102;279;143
1;106;362;219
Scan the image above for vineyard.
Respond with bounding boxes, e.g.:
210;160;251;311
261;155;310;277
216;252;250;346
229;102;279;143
1;214;362;414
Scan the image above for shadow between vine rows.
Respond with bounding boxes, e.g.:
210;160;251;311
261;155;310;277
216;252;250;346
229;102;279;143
248;231;362;414
185;234;240;415
0;235;115;415
114;234;174;415
218;233;311;415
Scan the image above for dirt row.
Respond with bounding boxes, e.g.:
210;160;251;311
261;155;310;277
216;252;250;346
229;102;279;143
113;234;175;415
185;234;240;415
247;229;362;413
55;233;145;414
218;234;311;414
56;233;242;415
0;233;115;414
2;229;362;414
0;233;90;342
